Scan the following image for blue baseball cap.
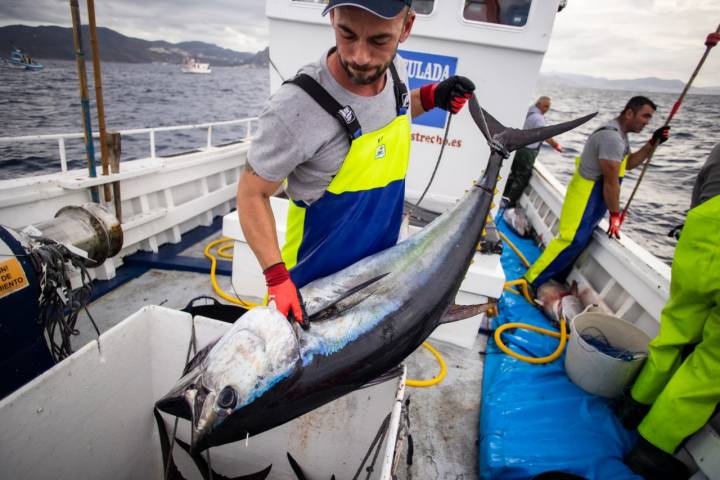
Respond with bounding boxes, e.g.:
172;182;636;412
322;0;412;20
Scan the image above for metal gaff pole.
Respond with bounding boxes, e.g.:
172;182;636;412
87;0;111;202
622;23;720;218
69;0;99;203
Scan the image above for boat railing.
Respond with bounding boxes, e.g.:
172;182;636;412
0;117;258;174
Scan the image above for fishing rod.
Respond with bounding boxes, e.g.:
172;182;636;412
622;23;720;219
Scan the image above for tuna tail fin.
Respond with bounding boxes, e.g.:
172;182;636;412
468;96;597;154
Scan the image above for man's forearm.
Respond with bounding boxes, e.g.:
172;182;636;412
627;141;653;170
237;175;283;270
603;177;621;213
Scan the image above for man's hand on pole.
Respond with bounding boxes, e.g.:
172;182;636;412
607;211;625;239
420;76;475;114
264;262;309;329
650;126;671;146
552;142;564;153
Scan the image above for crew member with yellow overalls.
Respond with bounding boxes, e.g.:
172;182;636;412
618;141;720;479
236;0;475;327
524;96;670;289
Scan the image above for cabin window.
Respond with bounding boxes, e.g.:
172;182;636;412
413;1;435;15
463;0;532;27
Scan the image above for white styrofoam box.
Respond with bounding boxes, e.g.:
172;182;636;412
224;200;504;350
0;306;405;480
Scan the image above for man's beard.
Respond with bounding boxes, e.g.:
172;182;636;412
337;49;396;86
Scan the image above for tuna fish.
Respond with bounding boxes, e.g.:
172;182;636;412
536;279;585;326
156;97;596;453
502;206;531;237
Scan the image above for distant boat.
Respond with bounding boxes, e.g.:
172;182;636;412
180;57;211;74
5;48;44;71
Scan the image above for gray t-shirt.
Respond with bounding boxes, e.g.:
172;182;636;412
524;105;545;150
691;143;720;209
247;50;410;204
578;119;630;181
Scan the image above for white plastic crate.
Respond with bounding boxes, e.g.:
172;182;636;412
0;305;406;480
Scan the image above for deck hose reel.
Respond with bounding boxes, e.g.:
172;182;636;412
0;203;123;399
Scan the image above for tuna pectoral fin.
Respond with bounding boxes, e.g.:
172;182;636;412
307;272;390;321
440;301;496;324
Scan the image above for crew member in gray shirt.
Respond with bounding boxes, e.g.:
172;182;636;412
236;0;476;327
502;96;563;207
525;96;670;288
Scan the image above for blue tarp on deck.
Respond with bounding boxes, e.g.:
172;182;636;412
478;213;641;479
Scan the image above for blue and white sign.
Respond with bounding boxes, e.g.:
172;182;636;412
399;49;458;128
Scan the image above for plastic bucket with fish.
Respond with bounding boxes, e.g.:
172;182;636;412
565;311;651;398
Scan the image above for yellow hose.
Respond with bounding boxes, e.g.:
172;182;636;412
217;243;234;259
406;342;447;387
205;238;448;386
494;318;569;364
204;238;260;309
495;232;571;364
504;278;534;304
498;231;531;268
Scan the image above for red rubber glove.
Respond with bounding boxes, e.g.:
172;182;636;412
705;32;720;48
607;212;625;239
420;75;475;114
552;142;564;153
264;262;308;329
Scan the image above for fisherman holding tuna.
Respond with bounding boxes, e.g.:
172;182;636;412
236;0;475;328
524;95;671;290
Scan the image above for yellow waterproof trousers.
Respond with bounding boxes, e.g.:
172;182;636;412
631;195;720;453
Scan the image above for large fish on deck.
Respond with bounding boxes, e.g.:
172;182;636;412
502;206;531;237
156;98;596;453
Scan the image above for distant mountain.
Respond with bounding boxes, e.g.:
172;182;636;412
0;25;266;67
244;47;269;67
541;72;720;96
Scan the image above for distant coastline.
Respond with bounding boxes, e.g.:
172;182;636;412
540;72;720;96
3;24;717;94
0;24;268;67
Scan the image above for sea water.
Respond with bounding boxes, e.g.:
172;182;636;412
2;60;718;264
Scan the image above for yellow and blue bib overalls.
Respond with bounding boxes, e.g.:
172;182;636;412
281;63;411;288
525;125;628;288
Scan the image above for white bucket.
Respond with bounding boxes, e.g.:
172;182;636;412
565;311;651;398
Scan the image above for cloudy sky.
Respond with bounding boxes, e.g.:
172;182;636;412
1;0;719;86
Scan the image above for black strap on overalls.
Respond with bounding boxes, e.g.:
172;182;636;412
284;55;409;144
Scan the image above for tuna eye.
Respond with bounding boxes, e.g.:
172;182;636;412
217;386;237;409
